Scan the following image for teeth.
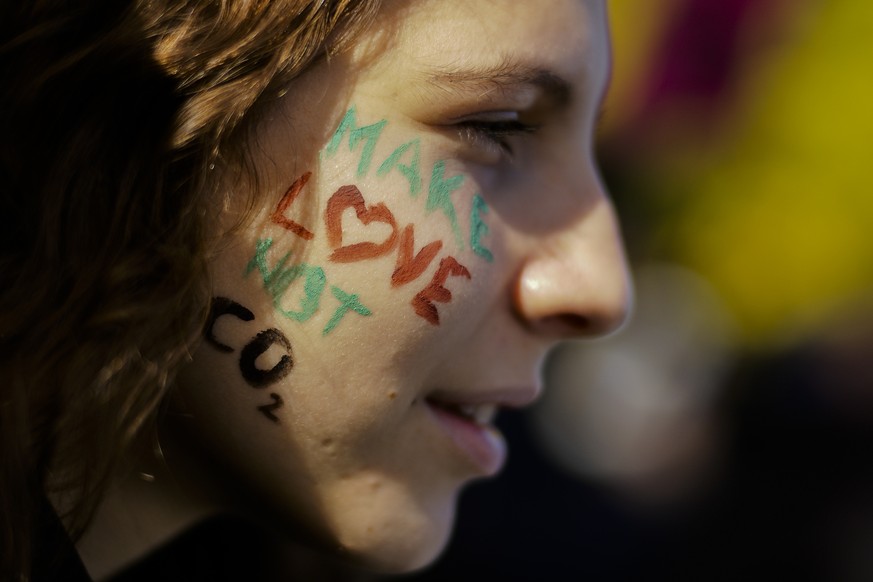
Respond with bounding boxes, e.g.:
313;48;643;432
474;404;497;425
457;404;477;418
456;404;497;425
429;398;500;425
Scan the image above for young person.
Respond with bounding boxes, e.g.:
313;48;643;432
1;0;630;579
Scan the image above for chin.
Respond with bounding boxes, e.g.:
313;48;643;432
325;483;459;574
340;524;452;574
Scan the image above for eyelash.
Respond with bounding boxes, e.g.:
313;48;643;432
455;119;538;157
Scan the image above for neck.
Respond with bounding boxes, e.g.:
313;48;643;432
73;457;217;581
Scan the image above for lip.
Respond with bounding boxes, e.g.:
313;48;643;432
426;386;541;409
422;385;540;476
425;399;507;476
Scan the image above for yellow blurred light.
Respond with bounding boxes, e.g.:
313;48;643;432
611;1;873;346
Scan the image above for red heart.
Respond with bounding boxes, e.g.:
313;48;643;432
325;185;399;263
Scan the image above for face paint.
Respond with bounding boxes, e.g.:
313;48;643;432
323;106;387;177
251;108;498;332
322;286;372;336
205;297;255;353
377;138;423;196
239;328;294;387
271;171;315;240
411;256;471;325
325;184;399;263
324;108;481;253
202;297;295;424
426;160;465;249
246;239;327;323
256;393;284;423
391;224;443;287
470;194;494;263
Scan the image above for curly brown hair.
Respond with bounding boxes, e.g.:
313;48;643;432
0;1;381;578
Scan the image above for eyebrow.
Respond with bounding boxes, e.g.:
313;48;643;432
421;59;574;108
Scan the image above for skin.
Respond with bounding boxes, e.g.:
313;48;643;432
79;0;631;576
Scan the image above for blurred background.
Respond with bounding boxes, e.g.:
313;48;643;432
403;0;873;580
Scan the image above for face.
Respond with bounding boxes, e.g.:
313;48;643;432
174;0;630;572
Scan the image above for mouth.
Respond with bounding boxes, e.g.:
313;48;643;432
425;399;499;426
421;385;539;477
423;396;507;477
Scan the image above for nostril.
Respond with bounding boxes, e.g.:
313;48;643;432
535;313;593;336
555;313;591;331
538;310;628;338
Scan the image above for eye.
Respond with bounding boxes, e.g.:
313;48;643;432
452;111;539;160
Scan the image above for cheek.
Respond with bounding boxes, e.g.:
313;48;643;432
173;293;461;571
172;108;511;568
251;162;501;335
259;105;507;329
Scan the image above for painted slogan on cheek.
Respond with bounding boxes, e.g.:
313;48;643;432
204;297;291;424
271;171;315;241
239;329;294;387
325;185;399;262
245;238;371;336
392;225;443;287
412;257;472;325
251;106;496;332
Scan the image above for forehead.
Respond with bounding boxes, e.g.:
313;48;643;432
362;0;609;94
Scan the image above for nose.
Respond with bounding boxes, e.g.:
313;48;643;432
513;184;632;338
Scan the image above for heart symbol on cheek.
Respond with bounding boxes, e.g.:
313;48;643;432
325;184;399;263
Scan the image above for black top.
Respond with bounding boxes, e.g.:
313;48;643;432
31;499;91;582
